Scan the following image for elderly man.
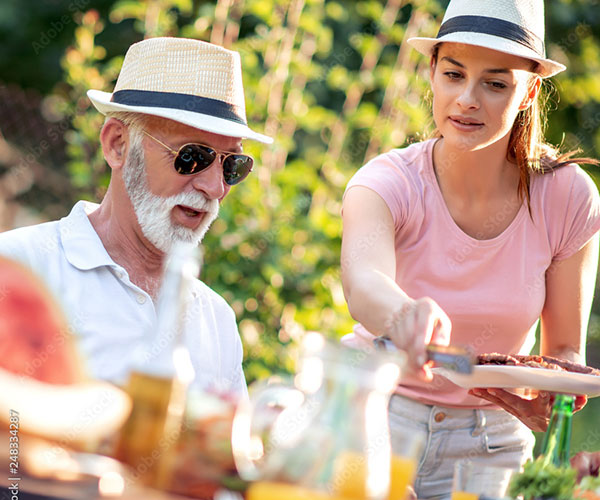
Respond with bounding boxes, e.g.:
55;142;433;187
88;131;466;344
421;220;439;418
0;37;272;396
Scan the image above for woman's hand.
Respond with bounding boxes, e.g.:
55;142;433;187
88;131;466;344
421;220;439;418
468;388;587;432
384;297;452;380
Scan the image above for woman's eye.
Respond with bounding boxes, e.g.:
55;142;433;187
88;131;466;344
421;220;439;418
444;71;462;80
488;81;507;89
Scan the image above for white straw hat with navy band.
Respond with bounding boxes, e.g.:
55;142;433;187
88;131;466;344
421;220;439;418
407;0;565;78
87;37;273;144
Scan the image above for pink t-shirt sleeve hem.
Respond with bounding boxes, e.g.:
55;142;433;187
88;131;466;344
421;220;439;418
552;219;600;261
343;152;413;230
551;167;600;261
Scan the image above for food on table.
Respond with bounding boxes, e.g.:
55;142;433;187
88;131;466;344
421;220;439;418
508;457;577;500
0;367;131;449
477;353;600;376
164;390;244;499
575;489;600;500
0;256;131;451
578;476;600;490
510;456;600;500
575;476;600;500
0;255;83;384
568;455;600;500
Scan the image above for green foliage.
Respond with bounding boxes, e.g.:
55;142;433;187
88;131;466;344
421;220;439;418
544;1;600;162
0;0;116;94
41;0;441;380
509;458;577;500
1;0;600;396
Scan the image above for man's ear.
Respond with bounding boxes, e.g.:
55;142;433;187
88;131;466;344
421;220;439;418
519;76;542;111
100;118;130;170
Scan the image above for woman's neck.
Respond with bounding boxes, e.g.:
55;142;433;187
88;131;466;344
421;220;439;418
432;137;519;202
431;137;524;240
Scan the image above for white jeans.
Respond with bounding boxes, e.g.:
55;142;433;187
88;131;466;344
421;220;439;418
388;394;535;500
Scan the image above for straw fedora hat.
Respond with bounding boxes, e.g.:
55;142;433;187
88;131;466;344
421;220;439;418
407;0;565;78
88;37;273;143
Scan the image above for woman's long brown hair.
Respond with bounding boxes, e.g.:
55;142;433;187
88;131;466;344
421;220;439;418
430;43;598;211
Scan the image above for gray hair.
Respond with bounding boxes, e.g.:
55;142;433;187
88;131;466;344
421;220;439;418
103;111;147;129
103;112;146;151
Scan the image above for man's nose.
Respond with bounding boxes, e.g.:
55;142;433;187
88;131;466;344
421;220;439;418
190;159;227;200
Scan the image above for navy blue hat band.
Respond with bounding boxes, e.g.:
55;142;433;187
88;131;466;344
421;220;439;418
437;15;545;57
111;89;247;126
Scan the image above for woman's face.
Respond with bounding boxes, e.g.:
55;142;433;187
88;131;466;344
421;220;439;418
430;43;539;153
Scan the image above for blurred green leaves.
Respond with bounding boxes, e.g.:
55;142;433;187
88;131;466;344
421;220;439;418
1;1;600;417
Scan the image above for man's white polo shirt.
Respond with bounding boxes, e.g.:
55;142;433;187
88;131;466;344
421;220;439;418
0;201;247;396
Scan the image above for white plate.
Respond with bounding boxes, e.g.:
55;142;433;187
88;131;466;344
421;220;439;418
432;365;600;397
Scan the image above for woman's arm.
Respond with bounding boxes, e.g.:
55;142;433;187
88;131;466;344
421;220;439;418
469;233;599;431
342;186;405;330
342;186;451;374
540;232;600;362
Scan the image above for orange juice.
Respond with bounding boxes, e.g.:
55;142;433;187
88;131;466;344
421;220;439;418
246;481;349;500
332;451;417;500
331;451;367;499
388;455;417;500
247;452;418;500
451;491;479;500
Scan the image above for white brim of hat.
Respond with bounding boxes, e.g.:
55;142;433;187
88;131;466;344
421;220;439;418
407;33;566;78
87;89;273;144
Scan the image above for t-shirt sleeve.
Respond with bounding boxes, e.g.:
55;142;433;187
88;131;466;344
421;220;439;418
551;166;600;261
343;152;414;231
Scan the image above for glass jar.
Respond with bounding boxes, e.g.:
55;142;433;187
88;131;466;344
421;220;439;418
232;332;413;500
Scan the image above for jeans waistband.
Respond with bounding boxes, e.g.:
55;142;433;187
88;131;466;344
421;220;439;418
389;393;505;436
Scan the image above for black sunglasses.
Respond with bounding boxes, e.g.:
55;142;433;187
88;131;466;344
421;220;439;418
142;130;254;186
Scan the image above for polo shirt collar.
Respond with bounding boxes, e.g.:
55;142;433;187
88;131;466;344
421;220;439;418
60;200;118;271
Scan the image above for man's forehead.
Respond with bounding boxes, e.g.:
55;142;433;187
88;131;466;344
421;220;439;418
144;115;243;149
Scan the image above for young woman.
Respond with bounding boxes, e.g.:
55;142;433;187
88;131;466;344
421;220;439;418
341;0;600;498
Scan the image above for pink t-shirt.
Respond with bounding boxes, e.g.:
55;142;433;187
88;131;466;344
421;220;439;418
343;139;600;408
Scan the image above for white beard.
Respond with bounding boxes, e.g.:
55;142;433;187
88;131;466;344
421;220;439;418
122;132;219;253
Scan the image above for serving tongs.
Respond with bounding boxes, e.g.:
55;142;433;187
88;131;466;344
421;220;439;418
373;337;474;374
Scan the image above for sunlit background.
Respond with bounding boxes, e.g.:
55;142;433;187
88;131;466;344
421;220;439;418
0;0;599;456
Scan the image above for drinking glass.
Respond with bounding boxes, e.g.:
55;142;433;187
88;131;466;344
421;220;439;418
452;460;515;500
387;427;425;500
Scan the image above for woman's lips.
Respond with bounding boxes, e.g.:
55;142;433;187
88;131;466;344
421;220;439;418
449;116;483;131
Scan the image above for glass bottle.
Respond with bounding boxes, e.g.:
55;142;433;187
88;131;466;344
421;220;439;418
540;393;574;467
113;241;199;489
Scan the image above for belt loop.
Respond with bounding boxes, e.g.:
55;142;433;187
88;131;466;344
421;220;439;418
471;409;486;436
427;406;436;432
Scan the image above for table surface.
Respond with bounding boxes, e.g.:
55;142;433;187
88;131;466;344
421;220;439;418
1;476;196;500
